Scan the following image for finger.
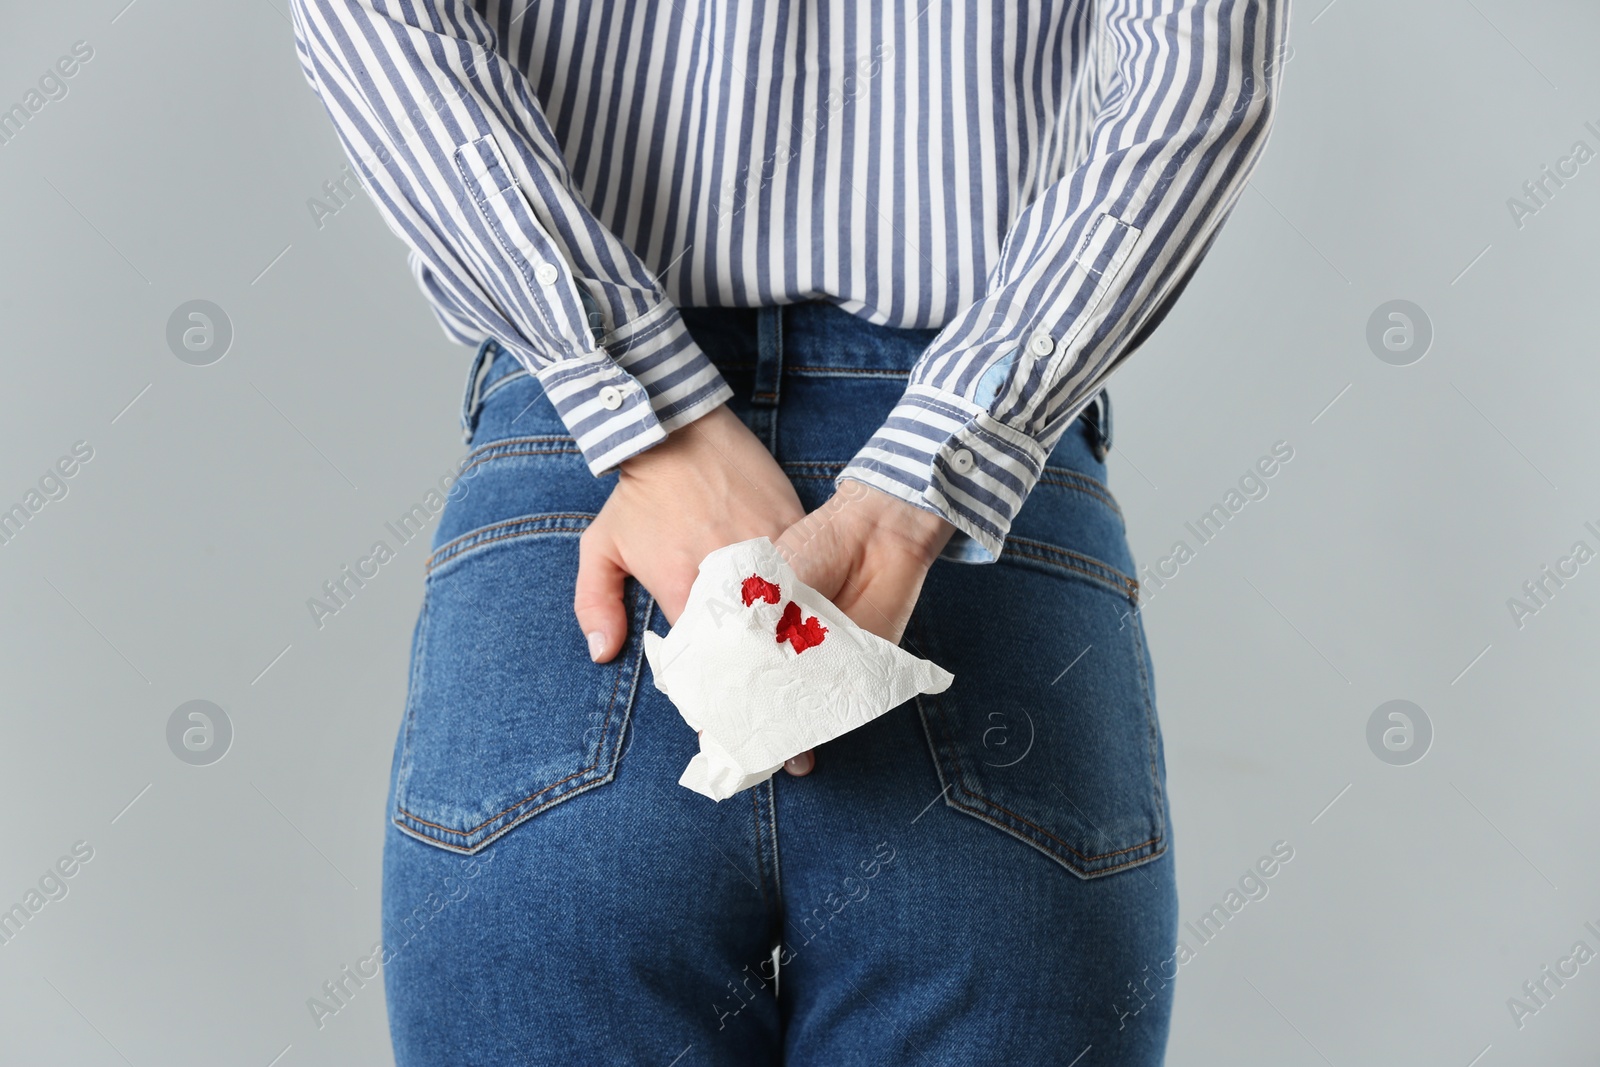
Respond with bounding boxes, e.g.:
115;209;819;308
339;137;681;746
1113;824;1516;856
574;525;629;663
783;749;815;776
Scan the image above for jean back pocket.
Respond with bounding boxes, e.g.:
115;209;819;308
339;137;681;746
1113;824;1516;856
392;511;652;854
912;470;1166;879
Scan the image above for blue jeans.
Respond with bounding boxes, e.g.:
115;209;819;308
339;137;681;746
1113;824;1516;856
381;303;1177;1065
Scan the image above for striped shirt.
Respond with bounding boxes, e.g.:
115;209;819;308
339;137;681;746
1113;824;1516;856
289;0;1287;562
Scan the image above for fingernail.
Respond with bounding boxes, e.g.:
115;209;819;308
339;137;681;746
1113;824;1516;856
586;632;606;661
784;752;814;776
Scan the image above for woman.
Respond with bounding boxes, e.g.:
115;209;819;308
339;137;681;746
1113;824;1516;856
289;0;1284;1061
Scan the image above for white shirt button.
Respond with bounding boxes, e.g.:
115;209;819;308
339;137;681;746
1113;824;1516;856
950;448;975;474
1028;332;1056;356
534;262;560;286
597;385;624;410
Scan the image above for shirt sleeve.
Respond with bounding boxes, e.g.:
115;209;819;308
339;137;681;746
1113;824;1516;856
837;0;1289;563
288;0;732;475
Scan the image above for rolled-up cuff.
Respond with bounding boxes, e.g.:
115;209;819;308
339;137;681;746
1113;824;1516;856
607;300;734;434
538;301;734;475
836;385;1050;564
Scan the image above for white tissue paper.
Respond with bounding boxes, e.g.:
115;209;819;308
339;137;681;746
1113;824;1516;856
642;537;955;801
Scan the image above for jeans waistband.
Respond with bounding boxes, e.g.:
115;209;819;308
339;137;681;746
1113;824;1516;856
461;302;1111;458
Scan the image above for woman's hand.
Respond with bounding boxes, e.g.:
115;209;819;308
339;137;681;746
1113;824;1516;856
772;481;955;775
574;404;804;663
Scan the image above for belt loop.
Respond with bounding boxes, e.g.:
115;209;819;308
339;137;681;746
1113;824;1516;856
460;337;498;445
1092;389;1113;460
752;306;783;408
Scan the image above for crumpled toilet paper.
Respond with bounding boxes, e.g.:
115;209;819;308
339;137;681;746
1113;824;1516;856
642;537;955;801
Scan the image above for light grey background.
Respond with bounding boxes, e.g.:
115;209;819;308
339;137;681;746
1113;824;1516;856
2;1;1597;1064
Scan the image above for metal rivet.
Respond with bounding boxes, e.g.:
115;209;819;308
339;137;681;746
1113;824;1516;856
535;262;560;286
597;385;624;410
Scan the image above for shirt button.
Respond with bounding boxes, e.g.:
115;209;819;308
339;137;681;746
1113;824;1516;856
534;262;560;286
597;385;624;410
1028;332;1056;356
950;448;975;474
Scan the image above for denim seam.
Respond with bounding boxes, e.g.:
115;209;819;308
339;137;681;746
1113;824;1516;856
1129;610;1167;846
911;616;1165;878
478;368;530;403
749;787;773;920
922;687;1161;866
782;365;910;378
780;459;1121;519
1000;537;1139;602
765;778;783;914
392;583;649;850
460;338;499;441
466;433;577;452
459;437;583;473
426;514;595;573
1035;469;1122;518
778;464;1131;592
395;649;625;840
392;588;433;813
928;687;1164;870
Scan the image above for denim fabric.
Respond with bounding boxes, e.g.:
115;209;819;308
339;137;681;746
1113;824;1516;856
383;302;1176;1065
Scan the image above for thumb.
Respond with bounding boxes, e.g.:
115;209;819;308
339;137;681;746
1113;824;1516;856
574;525;629;663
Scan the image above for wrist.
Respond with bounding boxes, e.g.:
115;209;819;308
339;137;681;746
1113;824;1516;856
618;403;738;476
837;479;955;566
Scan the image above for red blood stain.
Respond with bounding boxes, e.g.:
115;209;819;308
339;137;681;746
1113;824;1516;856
775;601;828;653
741;575;782;606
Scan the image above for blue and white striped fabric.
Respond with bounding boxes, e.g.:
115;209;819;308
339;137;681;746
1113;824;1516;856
289;0;1287;561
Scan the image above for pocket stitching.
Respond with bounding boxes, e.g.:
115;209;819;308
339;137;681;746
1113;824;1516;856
1035;467;1123;519
391;587;433;810
912;605;1167;878
1129;605;1167;845
918;683;1163;869
394;654;625;840
392;587;653;853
